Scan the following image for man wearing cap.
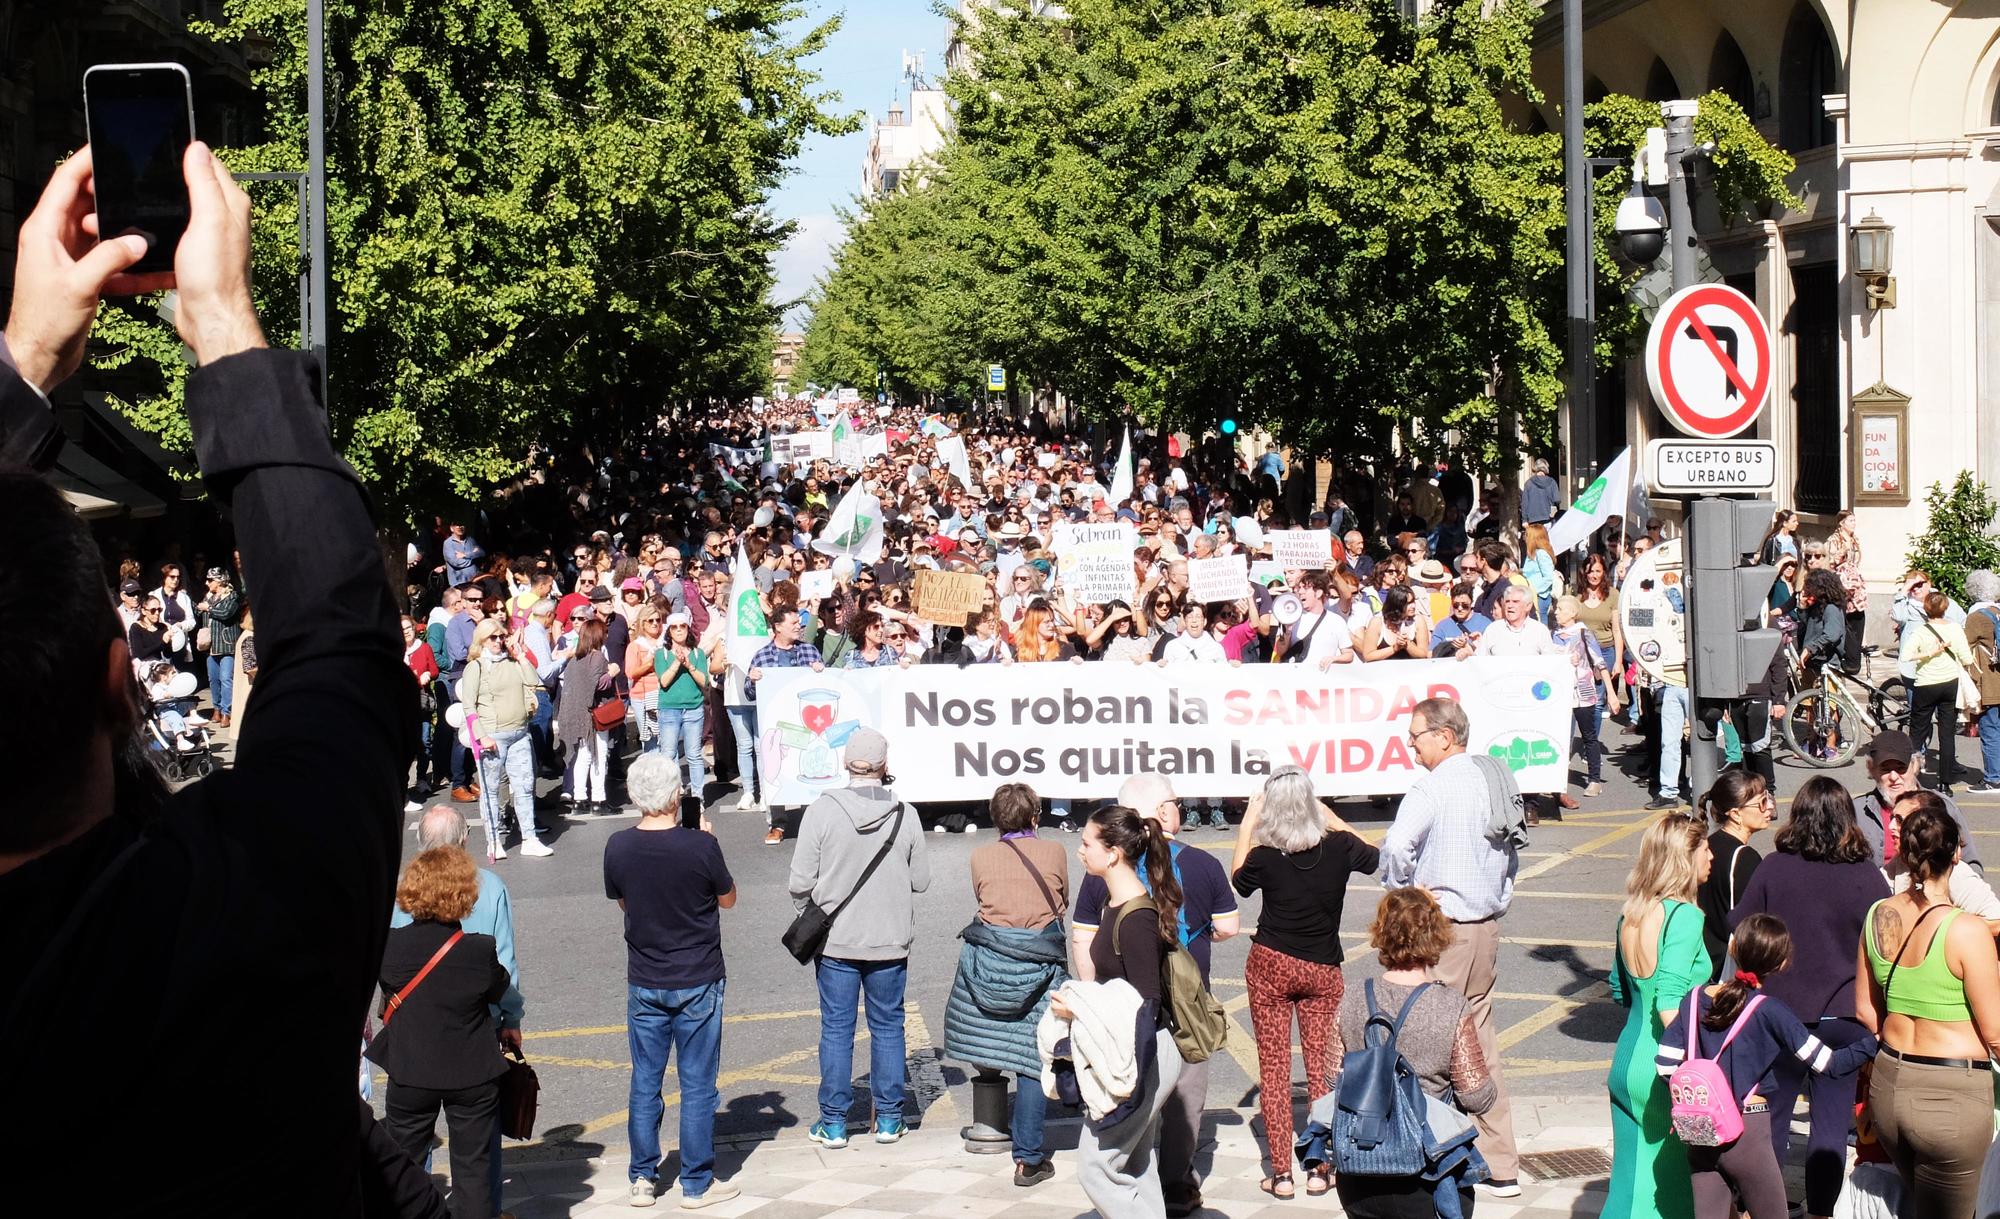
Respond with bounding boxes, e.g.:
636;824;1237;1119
196;567;243;728
787;727;930;1151
443;520;484;588
1854;729;1983;872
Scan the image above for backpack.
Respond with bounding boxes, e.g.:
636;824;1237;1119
1330;980;1434;1177
1667;990;1766;1147
1109;896;1229;1064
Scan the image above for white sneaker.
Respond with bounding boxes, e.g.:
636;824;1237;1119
488;841;507;861
519;838;554;858
404;800;424;813
679;1182;740;1210
736;793;765;813
630;1178;658;1207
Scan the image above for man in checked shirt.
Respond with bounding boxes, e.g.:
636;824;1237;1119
1377;695;1524;1198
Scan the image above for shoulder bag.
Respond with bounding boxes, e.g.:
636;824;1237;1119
380;930;464;1025
782;804;907;964
1924;623;1982;715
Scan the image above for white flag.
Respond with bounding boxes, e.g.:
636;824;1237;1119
935;435;974;494
811;481;885;563
1107;427;1134;506
1547;446;1632;554
726;544;771;672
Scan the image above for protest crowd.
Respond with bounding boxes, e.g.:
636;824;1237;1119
15;142;2000;1219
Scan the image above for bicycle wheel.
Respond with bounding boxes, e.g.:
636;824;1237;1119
1783;691;1861;768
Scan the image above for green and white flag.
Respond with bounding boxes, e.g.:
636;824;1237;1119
727;544;771;672
811;481;885;562
1547;446;1632;554
831;412;862;469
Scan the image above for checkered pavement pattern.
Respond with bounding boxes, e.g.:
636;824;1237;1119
497;1097;1611;1219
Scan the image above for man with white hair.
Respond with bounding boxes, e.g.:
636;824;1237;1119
1071;773;1240;1218
1470;584;1559;658
391;805;526;1215
1964;568;2000;793
606;754;739;1209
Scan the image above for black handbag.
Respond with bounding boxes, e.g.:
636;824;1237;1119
497;1048;540;1140
781;804;906;964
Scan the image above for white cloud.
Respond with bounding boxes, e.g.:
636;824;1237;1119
769;212;848;329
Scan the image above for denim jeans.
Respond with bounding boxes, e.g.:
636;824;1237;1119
1012;1071;1049;1166
566;730;610;802
1981;704;2000;785
660;704;707;797
628;979;726;1195
1657;686;1690;799
815;957;908;1127
478;728;541;844
728;704;759;801
206;653;233;720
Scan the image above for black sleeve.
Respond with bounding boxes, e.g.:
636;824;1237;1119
184;350;408;1038
1340;831;1383;877
0;365;63;471
484;945;509;1005
1232;848;1263;898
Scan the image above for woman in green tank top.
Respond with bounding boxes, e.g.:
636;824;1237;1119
1855;795;2000;1219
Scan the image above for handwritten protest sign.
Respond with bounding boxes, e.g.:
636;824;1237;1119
1271;529;1332;570
912;569;987;627
1188;553;1250;604
796;569;835;603
1052;523;1137;605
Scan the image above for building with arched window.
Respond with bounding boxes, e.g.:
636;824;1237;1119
1531;0;2000;627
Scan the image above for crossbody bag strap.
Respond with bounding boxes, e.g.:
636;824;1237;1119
382;929;465;1025
821;804;908;927
1108;894;1160;958
1715;993;1766;1055
1003;838;1063;922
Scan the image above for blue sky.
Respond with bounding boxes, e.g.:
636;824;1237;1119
769;1;951;331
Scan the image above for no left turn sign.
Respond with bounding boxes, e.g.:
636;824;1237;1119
1645;283;1773;440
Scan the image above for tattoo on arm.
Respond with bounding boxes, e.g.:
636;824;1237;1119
1873;905;1904;960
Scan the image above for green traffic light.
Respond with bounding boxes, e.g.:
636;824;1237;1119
1221;419;1237;435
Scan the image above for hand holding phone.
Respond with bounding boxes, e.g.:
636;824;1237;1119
85;64;195;276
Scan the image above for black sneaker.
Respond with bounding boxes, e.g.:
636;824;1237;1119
1057;818;1077;834
1967;780;1998;794
1014;1160;1055;1188
1644;795;1682;811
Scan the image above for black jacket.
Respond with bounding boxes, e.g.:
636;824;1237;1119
0;351;411;1214
368;920;510;1091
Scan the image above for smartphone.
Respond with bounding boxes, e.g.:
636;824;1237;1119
83;63;196;276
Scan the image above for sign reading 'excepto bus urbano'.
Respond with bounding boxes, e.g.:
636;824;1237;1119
1645;284;1773;440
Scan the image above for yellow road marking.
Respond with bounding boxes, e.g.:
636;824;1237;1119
1497;981;1610;1051
526;1008;824;1042
1503;1057;1615;1079
1515;813;1659;884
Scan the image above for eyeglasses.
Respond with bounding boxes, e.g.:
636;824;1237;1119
1406;725;1442;744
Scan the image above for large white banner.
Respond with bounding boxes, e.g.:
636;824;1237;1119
754;657;1575;803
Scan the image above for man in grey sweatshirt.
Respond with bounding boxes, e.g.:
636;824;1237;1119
787;726;931;1148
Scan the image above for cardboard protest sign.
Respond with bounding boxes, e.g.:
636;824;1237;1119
1052;523;1137;605
1187;554;1250;604
912;568;987;627
1271;529;1332;570
796;569;835;603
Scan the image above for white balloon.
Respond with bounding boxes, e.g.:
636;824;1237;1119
165;672;198;699
445;703;467;729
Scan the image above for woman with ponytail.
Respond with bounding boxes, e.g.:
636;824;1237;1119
1695;768;1773;980
1047;805;1184;1218
1856;802;2000;1218
1655;914;1877;1219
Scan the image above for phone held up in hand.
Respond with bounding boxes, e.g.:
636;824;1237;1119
83;63;196;276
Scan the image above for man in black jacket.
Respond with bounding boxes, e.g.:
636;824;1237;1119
0;144;427;1215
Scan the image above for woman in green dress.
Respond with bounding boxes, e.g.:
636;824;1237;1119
1607;814;1714;1218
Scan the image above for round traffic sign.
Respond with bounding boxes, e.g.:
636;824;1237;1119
1645;284;1773;439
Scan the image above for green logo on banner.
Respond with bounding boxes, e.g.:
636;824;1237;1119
1572;474;1609;514
829;513;873;548
736;589;768;636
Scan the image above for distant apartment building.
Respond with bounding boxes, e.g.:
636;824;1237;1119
771;331;805;394
861;87;952;197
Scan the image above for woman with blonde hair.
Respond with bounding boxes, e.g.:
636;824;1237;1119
1229;768;1377;1198
1605;814;1712;1219
463;617;550;859
369;847;511;1219
1013;603;1078;664
624;598;666;754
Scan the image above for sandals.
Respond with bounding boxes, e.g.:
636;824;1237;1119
1305;1164;1333;1196
1260;1173;1295;1200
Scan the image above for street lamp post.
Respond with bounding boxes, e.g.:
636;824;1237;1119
307;0;330;402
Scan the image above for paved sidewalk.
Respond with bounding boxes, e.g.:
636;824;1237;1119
493;1096;1611;1218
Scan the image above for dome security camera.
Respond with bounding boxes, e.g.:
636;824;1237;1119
1615;185;1668;265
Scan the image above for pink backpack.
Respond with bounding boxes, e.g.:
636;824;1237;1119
1667;990;1765;1147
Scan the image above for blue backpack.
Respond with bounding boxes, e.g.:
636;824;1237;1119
1331;980;1434;1177
1137;841;1212;949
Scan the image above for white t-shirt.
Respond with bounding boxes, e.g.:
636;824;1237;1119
1292;610;1355;665
1160;631;1227;664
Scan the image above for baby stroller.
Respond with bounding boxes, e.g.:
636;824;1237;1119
141;666;217;782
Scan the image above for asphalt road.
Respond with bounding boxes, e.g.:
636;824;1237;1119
376;720;1995;1165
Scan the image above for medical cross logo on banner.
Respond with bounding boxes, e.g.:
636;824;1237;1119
1644;283;1773;440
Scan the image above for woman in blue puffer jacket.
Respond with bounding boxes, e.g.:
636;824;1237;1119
944;783;1071;1188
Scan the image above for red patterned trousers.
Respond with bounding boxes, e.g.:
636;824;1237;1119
1245;940;1344;1175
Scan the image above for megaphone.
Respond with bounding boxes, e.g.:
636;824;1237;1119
1272;593;1303;626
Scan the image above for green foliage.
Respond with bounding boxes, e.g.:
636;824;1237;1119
1906;472;2000;607
804;4;1799;468
89;0;856;509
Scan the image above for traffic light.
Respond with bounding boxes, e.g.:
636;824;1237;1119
1687;497;1784;700
1220;419;1238;436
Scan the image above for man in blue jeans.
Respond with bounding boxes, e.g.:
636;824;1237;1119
787;727;931;1148
604;754;740;1209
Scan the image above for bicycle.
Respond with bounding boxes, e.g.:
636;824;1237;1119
1779;644;1910;768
